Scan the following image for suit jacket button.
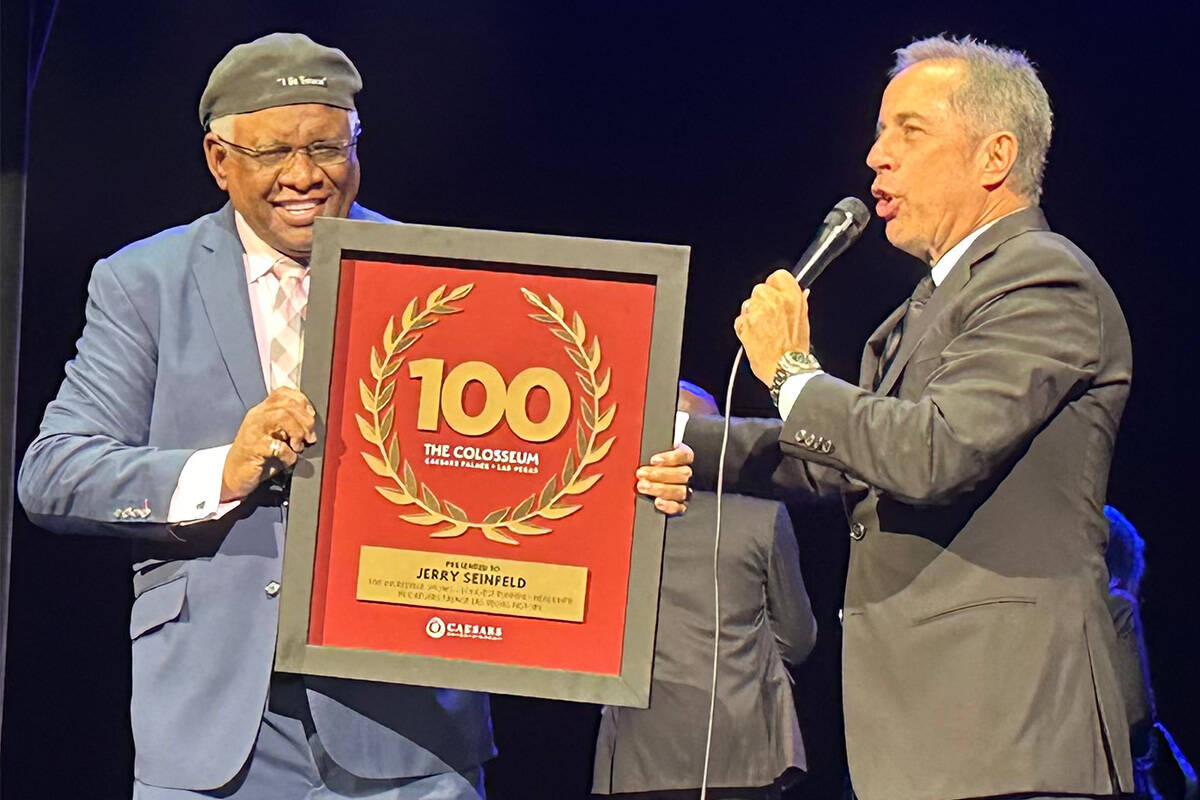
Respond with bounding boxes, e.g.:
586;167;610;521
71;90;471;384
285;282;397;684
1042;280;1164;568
849;522;866;540
820;440;834;454
804;433;817;448
265;581;281;597
794;428;808;444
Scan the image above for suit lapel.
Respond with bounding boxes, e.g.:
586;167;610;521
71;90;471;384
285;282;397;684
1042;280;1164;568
873;207;1050;397
859;301;907;389
190;203;267;411
875;265;966;396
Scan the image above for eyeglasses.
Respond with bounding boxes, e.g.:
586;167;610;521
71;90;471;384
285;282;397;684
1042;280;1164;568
212;132;360;169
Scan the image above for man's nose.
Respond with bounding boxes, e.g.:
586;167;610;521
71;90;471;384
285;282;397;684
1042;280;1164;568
865;135;893;172
277;150;323;190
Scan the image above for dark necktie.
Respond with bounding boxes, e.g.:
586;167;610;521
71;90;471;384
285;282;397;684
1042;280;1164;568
874;274;935;390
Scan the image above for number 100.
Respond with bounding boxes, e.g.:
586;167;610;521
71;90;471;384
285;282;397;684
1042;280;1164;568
408;358;571;443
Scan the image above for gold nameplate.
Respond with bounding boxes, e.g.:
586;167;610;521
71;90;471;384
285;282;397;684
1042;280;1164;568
356;546;589;622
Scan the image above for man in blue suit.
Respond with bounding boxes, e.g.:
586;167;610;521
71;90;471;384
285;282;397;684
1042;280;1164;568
19;33;494;799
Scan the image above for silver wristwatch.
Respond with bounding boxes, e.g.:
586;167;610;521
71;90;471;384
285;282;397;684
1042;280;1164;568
769;350;821;407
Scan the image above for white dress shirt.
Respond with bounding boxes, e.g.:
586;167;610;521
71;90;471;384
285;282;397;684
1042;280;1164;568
165;212;308;522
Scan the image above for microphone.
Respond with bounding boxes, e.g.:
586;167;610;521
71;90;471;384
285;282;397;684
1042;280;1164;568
791;197;870;287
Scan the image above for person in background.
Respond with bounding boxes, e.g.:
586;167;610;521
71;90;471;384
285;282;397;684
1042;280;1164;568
593;382;817;800
1104;506;1198;800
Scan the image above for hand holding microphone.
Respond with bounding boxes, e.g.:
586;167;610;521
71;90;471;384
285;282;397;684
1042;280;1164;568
636;196;869;514
734;197;869;387
735;274;814;385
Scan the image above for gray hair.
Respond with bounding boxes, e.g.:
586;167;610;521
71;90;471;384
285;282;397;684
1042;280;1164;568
208;108;361;141
892;35;1052;203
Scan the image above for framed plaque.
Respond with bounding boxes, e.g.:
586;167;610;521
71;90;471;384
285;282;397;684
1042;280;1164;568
275;217;689;706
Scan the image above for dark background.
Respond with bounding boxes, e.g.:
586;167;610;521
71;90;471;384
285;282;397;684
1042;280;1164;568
4;1;1197;798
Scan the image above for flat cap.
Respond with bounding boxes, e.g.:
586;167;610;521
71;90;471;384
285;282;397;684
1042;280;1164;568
199;32;361;129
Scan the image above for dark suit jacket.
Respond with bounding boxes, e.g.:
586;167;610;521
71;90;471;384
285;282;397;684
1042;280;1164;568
592;491;816;793
18;203;495;791
686;208;1134;800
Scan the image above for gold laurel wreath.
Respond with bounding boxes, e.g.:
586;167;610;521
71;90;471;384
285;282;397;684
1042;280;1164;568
358;285;615;545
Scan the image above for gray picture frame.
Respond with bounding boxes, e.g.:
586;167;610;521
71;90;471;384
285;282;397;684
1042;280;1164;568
275;217;689;707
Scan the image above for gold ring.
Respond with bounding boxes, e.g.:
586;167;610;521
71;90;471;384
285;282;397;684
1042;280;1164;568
269;440;282;459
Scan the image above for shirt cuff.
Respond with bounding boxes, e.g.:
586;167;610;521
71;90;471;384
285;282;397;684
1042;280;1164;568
167;444;239;524
674;411;689;446
777;371;824;420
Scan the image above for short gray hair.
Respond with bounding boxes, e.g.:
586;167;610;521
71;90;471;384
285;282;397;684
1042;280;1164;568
892;35;1052;203
208;108;361;141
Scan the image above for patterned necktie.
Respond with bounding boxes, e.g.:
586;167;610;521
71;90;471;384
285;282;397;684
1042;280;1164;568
874;274;935;390
268;258;308;391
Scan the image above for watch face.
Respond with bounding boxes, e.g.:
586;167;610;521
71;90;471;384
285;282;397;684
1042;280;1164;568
782;351;816;371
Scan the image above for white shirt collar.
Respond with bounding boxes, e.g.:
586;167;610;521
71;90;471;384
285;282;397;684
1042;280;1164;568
234;211;302;282
929;207;1028;286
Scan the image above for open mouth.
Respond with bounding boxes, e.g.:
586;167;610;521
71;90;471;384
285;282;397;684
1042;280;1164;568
871;187;899;221
272;198;327;225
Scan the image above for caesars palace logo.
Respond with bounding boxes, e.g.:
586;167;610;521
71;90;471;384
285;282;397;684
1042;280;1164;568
356;283;616;545
425;616;503;642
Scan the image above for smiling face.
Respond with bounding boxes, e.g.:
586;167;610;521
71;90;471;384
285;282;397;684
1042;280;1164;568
866;60;992;264
203;103;360;260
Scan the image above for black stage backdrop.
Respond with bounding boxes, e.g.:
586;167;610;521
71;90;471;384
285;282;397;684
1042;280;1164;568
3;2;1197;798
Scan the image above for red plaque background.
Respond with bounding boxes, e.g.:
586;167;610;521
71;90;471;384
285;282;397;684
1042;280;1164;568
307;258;656;675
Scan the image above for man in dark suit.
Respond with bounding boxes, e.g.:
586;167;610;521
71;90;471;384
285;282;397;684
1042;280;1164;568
637;35;1134;800
593;384;817;800
19;33;494;798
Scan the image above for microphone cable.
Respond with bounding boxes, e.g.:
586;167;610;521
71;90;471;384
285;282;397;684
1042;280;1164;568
696;195;865;797
699;344;745;799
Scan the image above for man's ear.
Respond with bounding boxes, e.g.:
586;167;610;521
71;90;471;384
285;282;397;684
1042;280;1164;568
202;133;230;191
978;130;1019;191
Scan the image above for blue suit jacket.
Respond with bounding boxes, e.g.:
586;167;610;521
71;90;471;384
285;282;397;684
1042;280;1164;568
18;203;495;790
